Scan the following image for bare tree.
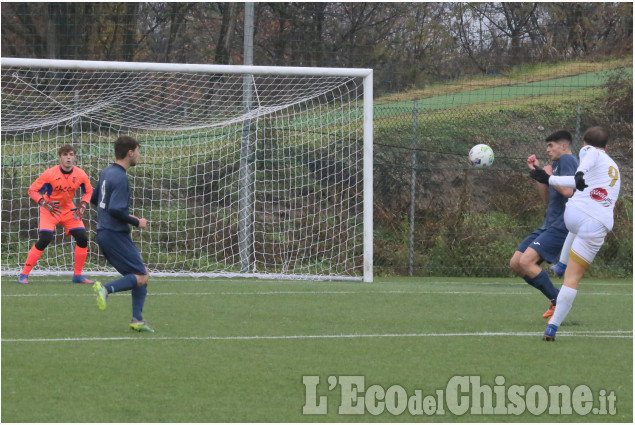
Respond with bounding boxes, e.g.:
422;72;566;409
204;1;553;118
452;3;489;73
1;3;48;58
1;2;631;91
469;2;540;65
215;2;239;64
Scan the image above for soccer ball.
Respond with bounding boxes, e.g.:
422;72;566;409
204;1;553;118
468;144;494;168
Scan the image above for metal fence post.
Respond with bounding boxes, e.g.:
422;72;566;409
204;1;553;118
574;103;582;155
409;100;418;276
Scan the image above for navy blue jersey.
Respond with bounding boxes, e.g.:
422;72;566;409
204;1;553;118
91;163;139;232
542;153;578;231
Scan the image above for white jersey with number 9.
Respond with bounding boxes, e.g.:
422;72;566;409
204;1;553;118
567;145;621;230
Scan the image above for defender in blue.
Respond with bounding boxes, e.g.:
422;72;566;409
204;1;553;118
91;136;153;332
510;130;578;320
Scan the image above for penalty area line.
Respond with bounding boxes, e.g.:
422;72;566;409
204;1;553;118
2;330;632;343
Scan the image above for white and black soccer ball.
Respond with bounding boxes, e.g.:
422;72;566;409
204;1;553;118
468;144;494;168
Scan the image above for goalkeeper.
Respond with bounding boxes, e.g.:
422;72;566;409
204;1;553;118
18;145;94;284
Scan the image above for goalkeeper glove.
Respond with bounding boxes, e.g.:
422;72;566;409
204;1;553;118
574;171;588;191
73;201;89;220
529;167;550;185
39;199;62;217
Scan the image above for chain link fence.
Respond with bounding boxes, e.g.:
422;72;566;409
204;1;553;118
373;93;632;277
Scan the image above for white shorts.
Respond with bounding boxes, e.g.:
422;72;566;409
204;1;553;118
564;206;608;268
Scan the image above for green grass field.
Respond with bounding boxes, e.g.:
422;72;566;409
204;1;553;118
375;69;618;118
2;276;632;422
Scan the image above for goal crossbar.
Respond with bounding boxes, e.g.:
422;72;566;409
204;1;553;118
1;58;372;78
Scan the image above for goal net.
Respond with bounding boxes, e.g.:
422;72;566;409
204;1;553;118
1;59;373;282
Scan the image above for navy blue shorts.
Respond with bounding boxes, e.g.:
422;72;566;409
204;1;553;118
516;227;568;264
97;230;147;276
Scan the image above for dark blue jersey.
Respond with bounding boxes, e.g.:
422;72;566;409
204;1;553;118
91;163;139;233
542;153;578;232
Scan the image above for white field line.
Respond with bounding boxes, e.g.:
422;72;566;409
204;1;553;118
152;280;635;287
2;330;632;343
3;278;631;287
1;289;629;297
374;281;634;287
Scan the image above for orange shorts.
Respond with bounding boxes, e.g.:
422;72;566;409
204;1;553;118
39;207;85;235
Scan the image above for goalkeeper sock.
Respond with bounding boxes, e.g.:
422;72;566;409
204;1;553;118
131;285;147;321
73;246;88;275
21;245;44;275
524;270;559;304
549;286;577;327
104;274;137;294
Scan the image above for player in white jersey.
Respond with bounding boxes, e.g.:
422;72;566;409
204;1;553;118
549;139;621;277
529;126;621;341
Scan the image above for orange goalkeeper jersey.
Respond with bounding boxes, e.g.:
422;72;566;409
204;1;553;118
28;165;93;209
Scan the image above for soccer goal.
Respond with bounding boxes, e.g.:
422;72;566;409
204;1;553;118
1;58;373;282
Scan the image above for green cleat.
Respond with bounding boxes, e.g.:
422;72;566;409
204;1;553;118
129;319;154;333
93;281;107;311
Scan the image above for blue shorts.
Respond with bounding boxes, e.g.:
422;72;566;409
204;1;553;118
96;230;147;276
516;227;568;264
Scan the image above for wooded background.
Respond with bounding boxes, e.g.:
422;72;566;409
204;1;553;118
2;3;632;93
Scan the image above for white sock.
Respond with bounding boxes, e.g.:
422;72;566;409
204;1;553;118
558;233;576;265
549;286;577;327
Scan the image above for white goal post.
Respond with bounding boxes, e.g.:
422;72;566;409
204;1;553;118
1;58;373;282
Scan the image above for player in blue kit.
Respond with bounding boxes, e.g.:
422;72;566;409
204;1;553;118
91;136;153;332
509;130;578;319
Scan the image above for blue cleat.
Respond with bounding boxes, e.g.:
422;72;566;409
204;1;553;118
72;275;95;284
129;319;154;333
93;281;107;311
543;324;558;341
550;261;567;277
18;274;29;284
